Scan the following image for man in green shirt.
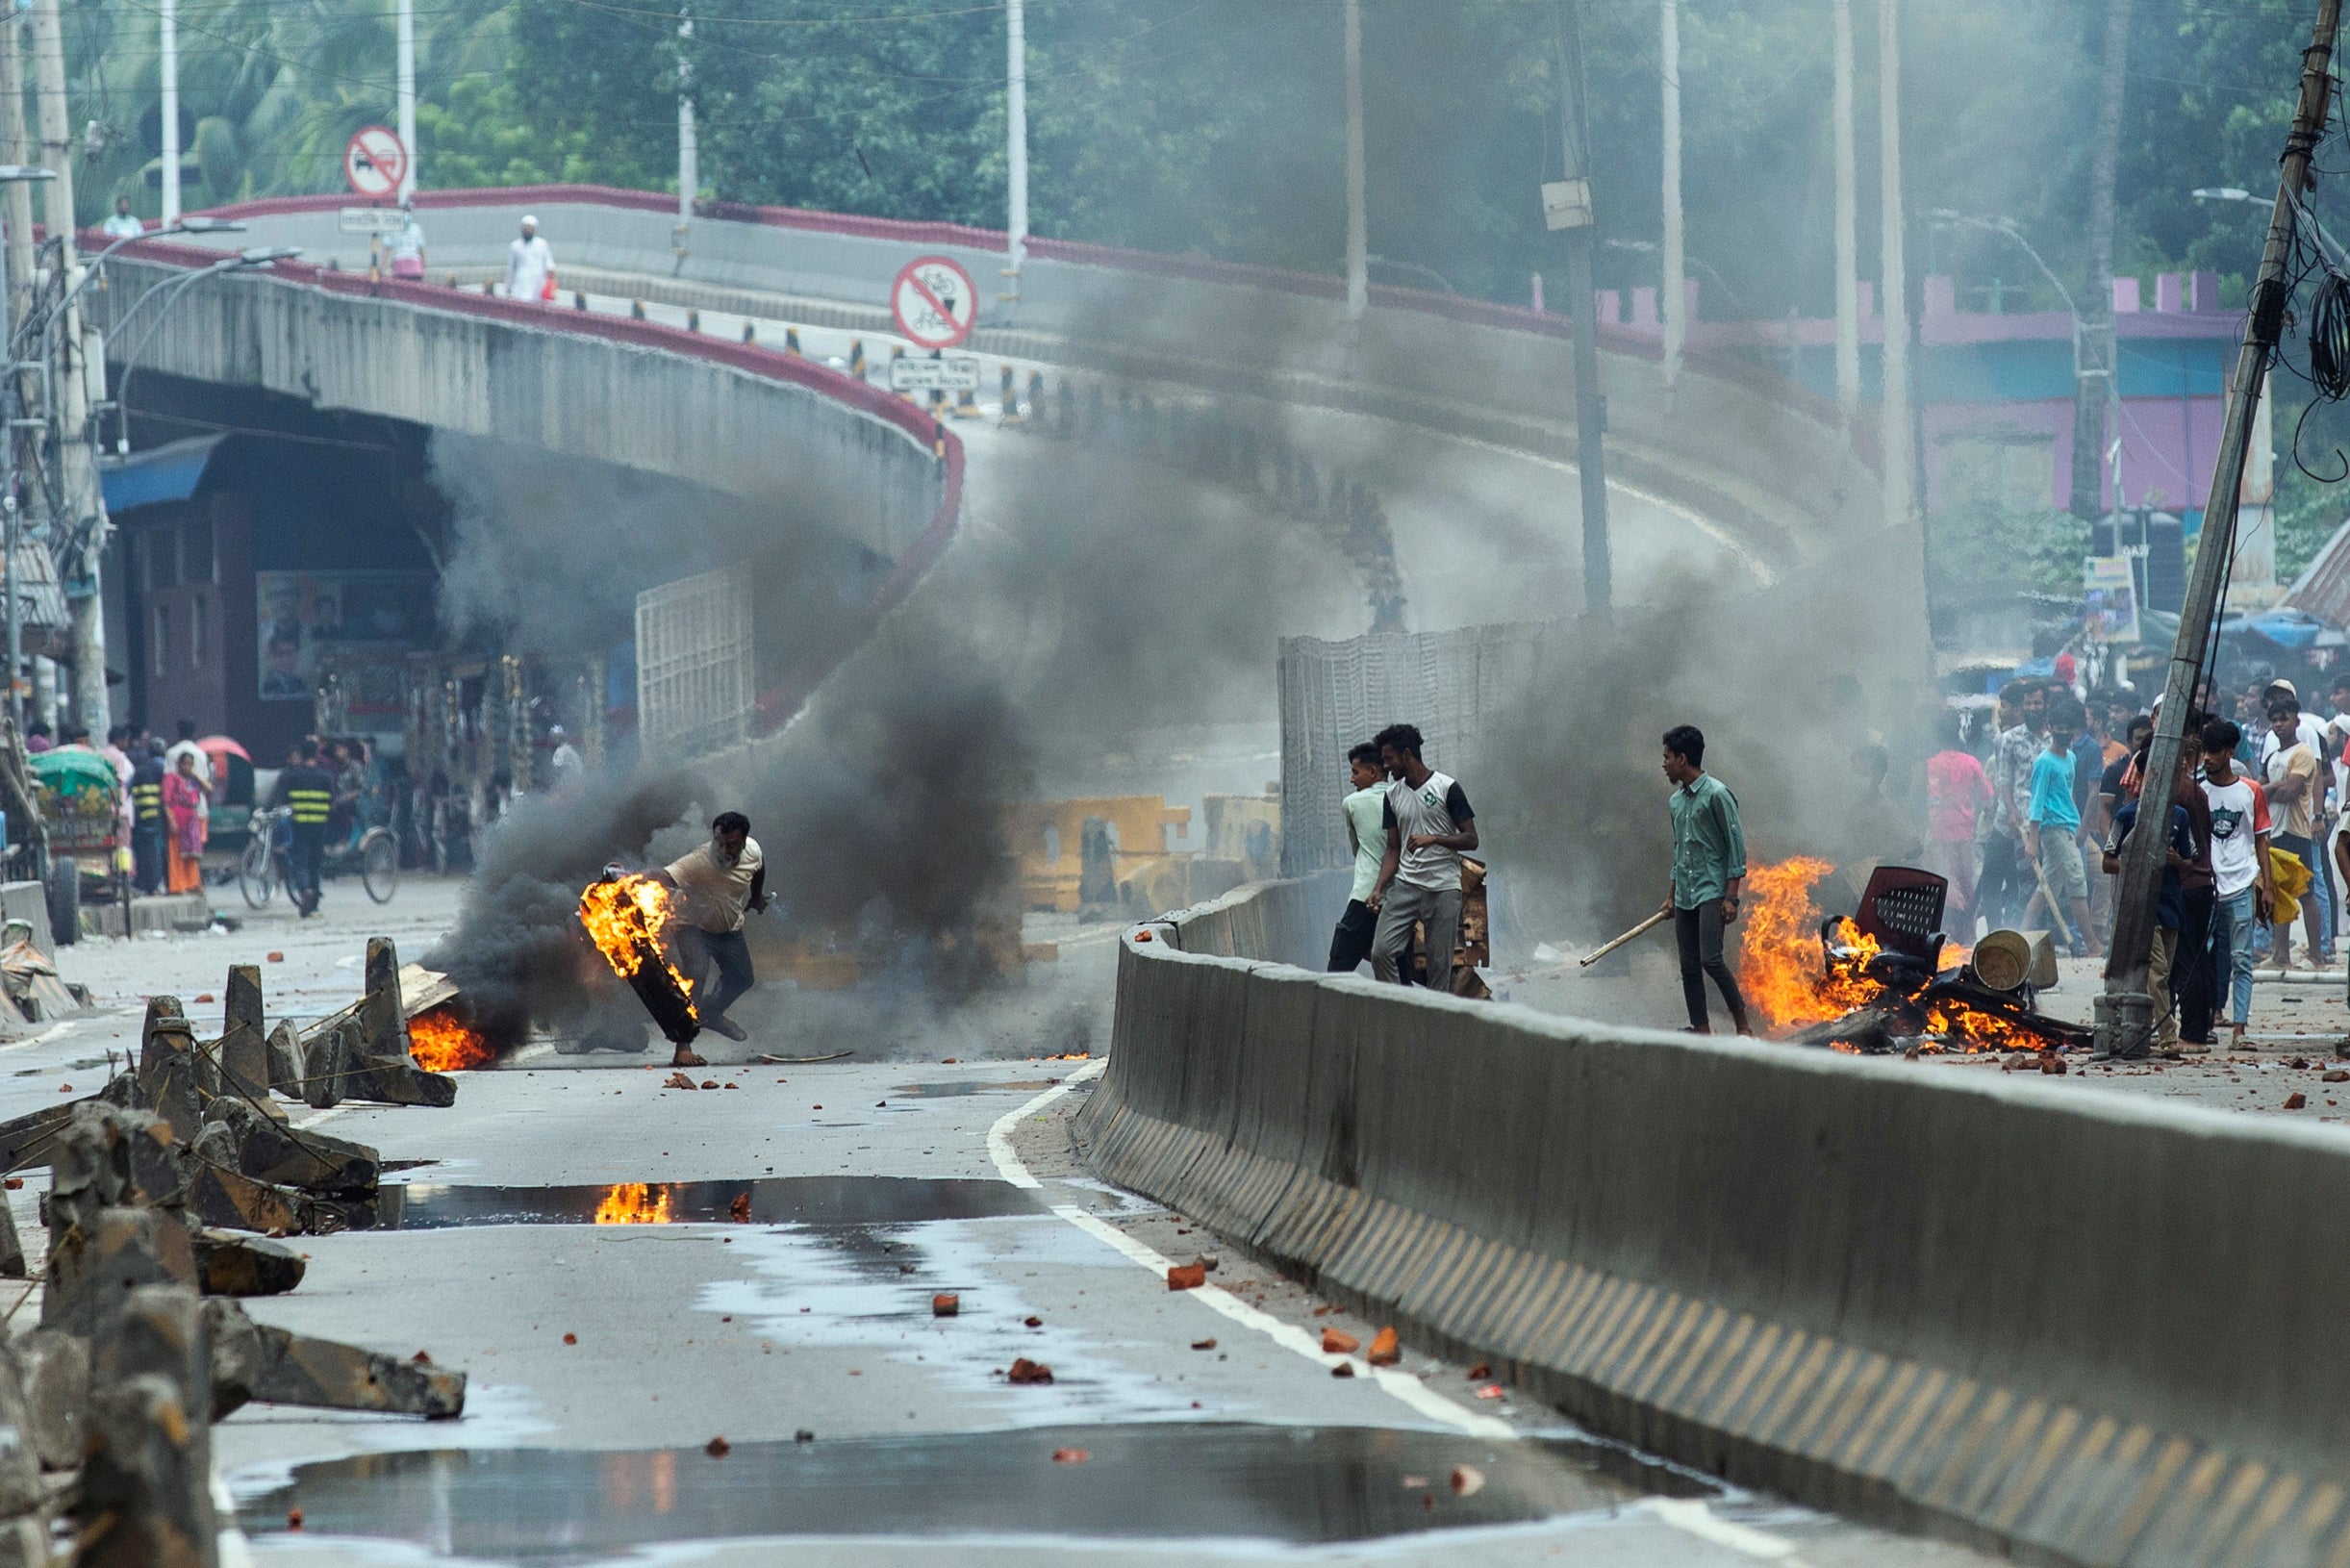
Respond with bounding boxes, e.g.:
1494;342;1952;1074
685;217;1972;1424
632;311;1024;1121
1327;743;1389;972
1660;723;1751;1034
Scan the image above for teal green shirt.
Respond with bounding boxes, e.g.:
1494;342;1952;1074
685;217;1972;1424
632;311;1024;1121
1669;772;1748;909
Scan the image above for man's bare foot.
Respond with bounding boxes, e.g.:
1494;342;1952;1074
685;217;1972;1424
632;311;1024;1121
671;1049;707;1068
703;1016;747;1042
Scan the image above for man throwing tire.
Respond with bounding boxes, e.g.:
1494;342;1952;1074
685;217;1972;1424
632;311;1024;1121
654;812;768;1057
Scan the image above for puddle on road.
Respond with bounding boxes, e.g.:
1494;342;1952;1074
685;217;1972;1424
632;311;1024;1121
355;1176;1042;1231
241;1422;1713;1561
888;1079;1061;1099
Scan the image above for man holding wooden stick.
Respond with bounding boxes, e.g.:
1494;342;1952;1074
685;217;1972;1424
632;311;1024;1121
1661;724;1751;1035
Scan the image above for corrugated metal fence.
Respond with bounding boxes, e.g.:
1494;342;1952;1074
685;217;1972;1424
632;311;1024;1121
636;569;754;757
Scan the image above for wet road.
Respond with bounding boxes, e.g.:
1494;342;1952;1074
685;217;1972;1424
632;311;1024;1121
13;881;2000;1566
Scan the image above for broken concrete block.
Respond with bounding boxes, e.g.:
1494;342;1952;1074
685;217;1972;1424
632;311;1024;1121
184;1166;304;1239
136;999;202;1145
0;1101;80;1175
300;1024;348;1111
191;1230;305;1297
41;1205;195;1337
359;937;412;1062
216;966;268;1106
79;1374;215;1568
0;1192;22;1280
265;1021;305;1100
15;1328;88;1471
199;1099;377;1196
48;1104;188;1227
338;1055;457;1109
205;1299;463;1420
0;1520;42;1568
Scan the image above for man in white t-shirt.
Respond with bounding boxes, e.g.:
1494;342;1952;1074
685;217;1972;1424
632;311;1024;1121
2200;719;2273;1048
2259;680;2336;958
1326;743;1389;973
653;811;768;1058
2264;700;2327;972
1367;722;1478;988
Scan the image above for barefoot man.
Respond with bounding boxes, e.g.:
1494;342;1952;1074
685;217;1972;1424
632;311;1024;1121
654;811;768;1063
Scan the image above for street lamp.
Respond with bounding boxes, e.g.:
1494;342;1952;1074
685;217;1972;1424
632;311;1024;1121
2194;185;2348;272
24;213;246;350
0;164;54;738
109;246;299;455
1925;209;2080;316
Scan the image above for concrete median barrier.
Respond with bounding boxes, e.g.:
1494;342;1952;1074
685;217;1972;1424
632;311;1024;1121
1081;875;2350;1568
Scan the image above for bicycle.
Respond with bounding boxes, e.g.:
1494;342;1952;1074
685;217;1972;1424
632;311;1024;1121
240;806;399;907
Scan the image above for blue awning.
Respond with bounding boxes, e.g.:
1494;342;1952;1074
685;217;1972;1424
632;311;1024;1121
98;433;226;515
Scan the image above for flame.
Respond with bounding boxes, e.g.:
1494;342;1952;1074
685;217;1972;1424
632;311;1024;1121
1738;857;1882;1029
1736;857;2047;1054
407;1006;494;1073
593;1183;677;1225
578;874;698;1016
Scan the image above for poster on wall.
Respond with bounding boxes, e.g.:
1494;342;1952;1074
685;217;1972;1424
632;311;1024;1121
257;571;434;702
2083;555;2141;645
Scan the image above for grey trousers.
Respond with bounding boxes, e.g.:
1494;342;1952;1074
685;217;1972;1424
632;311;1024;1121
1371;881;1461;987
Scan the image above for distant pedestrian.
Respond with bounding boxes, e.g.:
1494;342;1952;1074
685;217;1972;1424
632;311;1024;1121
23;722;48;754
269;741;335;917
163;718;212;791
2023;706;2097;956
1367;723;1478;989
547;725;585;794
1327;742;1388;974
504;214;554;302
129;739;165;895
162;751;207;895
388;204;426;280
2200;720;2272;1050
1924;711;1992;933
1980;683;2044;929
1659;723;1750;1035
101;196;140;240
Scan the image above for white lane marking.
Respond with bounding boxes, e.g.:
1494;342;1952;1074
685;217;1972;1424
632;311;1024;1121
213;1466;255;1566
1647;1499;1807;1562
985;1060;1509;1438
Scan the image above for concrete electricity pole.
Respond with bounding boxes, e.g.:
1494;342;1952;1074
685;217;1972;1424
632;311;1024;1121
2070;0;2134;520
396;0;417;203
1877;0;1912;528
160;0;179;224
1343;0;1366;318
0;19;34;334
1004;0;1027;301
1552;1;1610;621
31;0;108;736
2100;0;2342;1056
1832;0;1860;420
1658;0;1684;390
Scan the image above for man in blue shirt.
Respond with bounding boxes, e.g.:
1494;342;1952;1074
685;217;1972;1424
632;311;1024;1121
1660;723;1750;1034
2024;706;2098;957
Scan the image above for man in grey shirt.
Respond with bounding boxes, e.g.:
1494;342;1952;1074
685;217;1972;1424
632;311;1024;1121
1368;723;1478;987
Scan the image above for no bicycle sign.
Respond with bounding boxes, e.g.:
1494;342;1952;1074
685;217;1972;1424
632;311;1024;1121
891;256;977;350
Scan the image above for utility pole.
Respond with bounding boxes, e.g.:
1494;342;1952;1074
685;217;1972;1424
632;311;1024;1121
2071;0;2134;520
0;21;34;347
1003;0;1027;302
2100;0;2342;1055
1832;0;1860;420
396;0;416;203
1658;0;1684;390
1551;1;1610;621
160;0;179;224
1877;0;1912;528
31;0;107;737
675;8;695;262
1343;0;1366;318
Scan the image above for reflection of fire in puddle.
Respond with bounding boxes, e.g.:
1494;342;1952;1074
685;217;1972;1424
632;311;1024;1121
360;1176;1042;1231
886;1080;1060;1099
244;1422;1715;1555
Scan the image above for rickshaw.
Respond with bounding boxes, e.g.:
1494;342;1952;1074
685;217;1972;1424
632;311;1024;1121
26;748;123;937
197;736;256;853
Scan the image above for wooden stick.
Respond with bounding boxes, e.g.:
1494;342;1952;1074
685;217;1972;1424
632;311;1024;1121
1579;910;1672;967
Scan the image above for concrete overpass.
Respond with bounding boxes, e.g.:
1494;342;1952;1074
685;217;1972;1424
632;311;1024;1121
135;185;1892;579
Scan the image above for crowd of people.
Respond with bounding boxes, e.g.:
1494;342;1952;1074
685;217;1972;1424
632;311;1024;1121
1926;671;2350;1052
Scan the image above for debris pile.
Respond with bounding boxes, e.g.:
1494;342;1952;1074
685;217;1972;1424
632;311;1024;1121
0;936;479;1559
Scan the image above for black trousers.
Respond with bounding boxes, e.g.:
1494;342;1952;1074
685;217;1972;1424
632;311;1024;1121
1676;901;1749;1032
2175;883;2217;1045
289;825;324;914
1327;899;1377;973
1977;832;2025;930
676;926;756;1021
132;824;164;895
